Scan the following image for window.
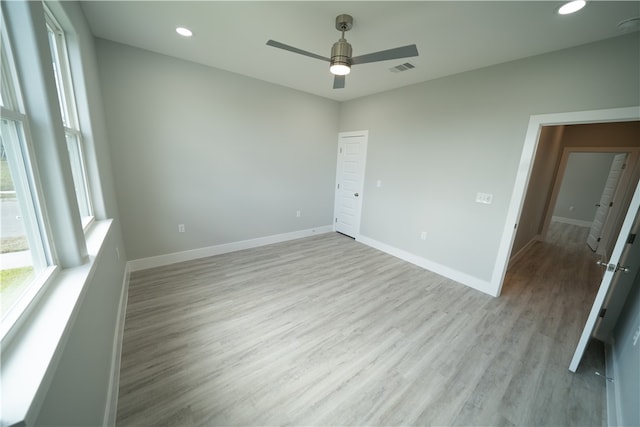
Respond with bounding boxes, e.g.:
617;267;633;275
0;21;51;322
1;3;116;421
44;6;93;227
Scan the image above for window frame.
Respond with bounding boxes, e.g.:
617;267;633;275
0;12;57;340
43;5;94;228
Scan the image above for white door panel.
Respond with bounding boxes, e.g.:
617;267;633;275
570;179;640;372
592;221;640;342
587;153;627;251
334;131;368;238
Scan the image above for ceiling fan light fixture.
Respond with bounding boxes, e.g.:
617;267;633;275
330;62;351;76
330;38;352;75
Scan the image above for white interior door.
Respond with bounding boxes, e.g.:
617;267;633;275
592;214;640;342
569;179;640;372
334;131;368;238
587;153;627;251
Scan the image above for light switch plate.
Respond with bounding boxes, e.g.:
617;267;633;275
476;192;493;204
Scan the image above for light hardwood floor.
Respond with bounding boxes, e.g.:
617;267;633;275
117;222;606;426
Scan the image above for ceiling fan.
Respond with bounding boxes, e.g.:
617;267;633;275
266;14;419;89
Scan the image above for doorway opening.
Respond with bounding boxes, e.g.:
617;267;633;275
492;107;640;296
493;109;640;375
510;143;640;267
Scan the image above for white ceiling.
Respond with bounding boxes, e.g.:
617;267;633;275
80;1;640;102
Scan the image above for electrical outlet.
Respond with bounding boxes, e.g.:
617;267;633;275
178;224;185;233
376;180;382;188
475;192;493;205
296;210;301;218
420;231;427;240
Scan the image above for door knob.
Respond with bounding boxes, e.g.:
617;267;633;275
596;260;630;273
616;265;630;273
354;193;359;197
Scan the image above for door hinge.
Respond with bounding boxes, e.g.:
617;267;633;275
628;233;636;244
337;183;340;189
339;147;343;154
622;163;626;170
597;237;601;242
335;217;338;223
609;202;614;207
599;308;607;318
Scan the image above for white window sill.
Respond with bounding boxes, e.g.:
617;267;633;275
82;215;96;232
1;219;114;427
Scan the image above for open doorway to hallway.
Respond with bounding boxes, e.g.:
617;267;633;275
496;120;640;418
508;121;640;268
501;118;639;377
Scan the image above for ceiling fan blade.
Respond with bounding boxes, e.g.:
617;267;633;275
351;44;419;65
266;40;330;62
333;75;346;89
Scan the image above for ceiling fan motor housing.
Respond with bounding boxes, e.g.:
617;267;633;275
331;39;352;65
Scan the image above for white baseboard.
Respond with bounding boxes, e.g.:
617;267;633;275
356;234;495;297
604;341;621;427
508;236;541;268
127;225;334;272
103;264;130;427
605;343;616;427
552;216;592;228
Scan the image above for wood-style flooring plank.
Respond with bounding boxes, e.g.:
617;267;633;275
117;222;605;426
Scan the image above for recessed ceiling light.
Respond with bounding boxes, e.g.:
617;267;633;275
176;27;193;37
558;0;586;15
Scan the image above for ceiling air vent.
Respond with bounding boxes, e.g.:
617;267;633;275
389;62;416;73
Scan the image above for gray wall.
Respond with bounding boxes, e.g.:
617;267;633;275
339;34;640;283
612;275;640;427
33;2;128;425
95;40;340;261
553;152;616;223
512;126;564;257
36;226;126;425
